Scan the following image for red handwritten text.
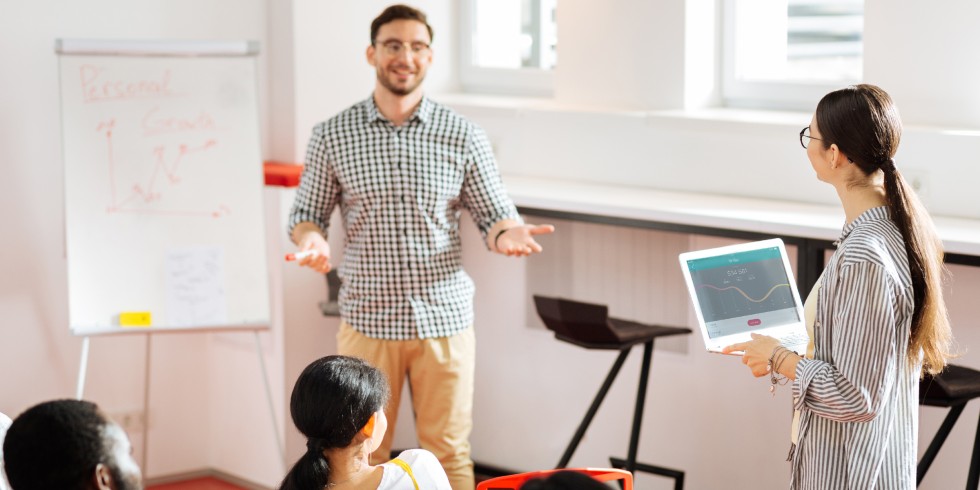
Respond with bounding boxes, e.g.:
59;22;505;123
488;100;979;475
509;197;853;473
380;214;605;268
80;65;173;103
141;106;217;136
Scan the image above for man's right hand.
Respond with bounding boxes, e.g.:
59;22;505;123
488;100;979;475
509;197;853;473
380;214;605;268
292;224;332;274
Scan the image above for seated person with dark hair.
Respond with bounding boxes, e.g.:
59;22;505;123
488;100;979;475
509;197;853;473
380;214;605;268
519;471;612;490
280;355;451;490
2;399;142;490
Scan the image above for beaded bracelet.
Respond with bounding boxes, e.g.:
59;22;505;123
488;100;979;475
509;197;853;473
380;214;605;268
774;348;794;374
768;346;791;396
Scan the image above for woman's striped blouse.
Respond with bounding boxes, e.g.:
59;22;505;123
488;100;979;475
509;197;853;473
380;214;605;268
791;206;919;490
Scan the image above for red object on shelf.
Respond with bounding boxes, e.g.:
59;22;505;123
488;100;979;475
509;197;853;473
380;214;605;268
263;161;304;187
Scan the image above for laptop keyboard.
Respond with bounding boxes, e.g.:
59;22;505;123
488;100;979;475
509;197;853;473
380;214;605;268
777;332;809;347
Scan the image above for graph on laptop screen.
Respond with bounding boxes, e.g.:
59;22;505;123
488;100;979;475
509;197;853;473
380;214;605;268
685;246;800;339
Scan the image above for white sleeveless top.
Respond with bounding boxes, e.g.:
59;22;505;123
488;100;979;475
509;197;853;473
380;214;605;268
377;449;451;490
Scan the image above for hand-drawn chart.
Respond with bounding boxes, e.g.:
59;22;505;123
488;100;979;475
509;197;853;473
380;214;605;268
78;61;230;218
97;114;229;217
58;42;269;334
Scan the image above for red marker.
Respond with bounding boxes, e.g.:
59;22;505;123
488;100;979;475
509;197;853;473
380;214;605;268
285;250;318;262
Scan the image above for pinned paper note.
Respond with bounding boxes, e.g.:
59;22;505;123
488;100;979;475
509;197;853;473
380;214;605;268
119;312;152;327
165;246;227;326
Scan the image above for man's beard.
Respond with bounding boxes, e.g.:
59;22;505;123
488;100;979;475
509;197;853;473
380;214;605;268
109;463;143;490
377;66;424;96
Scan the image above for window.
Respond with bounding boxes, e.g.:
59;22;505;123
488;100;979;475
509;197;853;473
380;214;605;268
460;0;557;95
723;0;864;109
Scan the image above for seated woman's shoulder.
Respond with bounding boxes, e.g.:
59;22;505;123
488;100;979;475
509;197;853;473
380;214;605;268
391;449;451;489
394;448;439;464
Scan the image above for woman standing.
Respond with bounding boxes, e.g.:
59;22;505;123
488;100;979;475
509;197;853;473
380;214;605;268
725;84;954;489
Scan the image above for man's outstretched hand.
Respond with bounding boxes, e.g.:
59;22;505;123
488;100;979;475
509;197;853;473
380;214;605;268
494;224;556;257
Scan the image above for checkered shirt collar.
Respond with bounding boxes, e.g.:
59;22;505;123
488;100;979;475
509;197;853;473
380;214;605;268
363;95;433;125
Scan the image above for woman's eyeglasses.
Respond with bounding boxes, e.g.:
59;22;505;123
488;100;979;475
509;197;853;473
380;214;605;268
799;126;823;149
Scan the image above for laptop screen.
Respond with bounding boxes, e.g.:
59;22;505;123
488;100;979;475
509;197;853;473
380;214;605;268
683;245;801;340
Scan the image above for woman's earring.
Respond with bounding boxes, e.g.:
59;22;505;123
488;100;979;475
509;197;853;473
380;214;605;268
361;414;377;438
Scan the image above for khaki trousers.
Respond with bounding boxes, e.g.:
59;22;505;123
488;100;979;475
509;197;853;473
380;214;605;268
337;322;476;490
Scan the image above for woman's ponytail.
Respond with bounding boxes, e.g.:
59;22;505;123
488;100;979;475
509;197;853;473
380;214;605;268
278;445;330;490
817;85;953;376
881;160;952;375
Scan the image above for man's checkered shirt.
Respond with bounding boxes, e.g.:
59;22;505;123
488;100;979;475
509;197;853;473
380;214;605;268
289;96;521;340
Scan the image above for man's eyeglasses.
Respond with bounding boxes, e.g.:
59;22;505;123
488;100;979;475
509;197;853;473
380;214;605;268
799;126;824;149
376;40;431;57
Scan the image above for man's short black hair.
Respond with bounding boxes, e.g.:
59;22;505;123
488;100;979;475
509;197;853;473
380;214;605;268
3;399;112;490
520;470;614;490
370;4;434;44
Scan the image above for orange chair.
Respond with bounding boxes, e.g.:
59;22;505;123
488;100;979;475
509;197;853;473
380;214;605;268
476;467;633;490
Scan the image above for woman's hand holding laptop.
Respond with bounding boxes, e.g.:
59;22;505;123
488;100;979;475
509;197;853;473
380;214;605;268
723;333;800;380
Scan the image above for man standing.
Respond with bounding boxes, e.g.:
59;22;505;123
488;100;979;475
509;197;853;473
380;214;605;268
3;399;143;490
288;5;554;489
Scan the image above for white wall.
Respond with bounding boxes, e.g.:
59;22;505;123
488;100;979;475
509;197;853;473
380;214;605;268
865;1;980;128
555;0;686;110
0;0;281;486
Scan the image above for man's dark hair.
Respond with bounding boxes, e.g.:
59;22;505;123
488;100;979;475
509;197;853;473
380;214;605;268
370;4;434;44
2;399;112;490
520;470;613;490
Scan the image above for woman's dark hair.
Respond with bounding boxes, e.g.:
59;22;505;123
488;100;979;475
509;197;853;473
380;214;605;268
278;355;391;490
370;4;433;44
519;470;613;490
815;84;952;375
3;399;112;490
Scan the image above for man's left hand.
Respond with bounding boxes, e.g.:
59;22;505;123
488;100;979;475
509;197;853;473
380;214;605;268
495;224;555;257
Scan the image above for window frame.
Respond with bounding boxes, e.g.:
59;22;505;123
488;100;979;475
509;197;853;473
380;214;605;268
458;0;554;96
721;0;863;111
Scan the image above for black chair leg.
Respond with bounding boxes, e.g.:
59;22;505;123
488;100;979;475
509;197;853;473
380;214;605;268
610;457;685;490
968;408;980;490
556;348;631;468
918;404;966;485
610;340;685;490
625;341;654;474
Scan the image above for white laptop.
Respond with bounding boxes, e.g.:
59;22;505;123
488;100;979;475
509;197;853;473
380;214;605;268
679;238;808;355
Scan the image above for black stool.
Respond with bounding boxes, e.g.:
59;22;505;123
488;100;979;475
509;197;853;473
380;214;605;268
917;364;980;489
319;269;342;316
533;295;691;490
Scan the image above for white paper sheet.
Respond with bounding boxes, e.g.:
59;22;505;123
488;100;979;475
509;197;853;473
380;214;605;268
165;246;227;326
